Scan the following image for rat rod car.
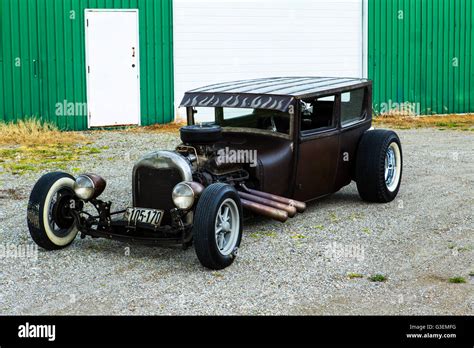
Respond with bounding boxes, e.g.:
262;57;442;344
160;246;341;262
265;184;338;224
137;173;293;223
27;77;403;269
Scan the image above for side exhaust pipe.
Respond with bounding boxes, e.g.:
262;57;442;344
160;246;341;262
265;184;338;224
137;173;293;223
240;198;288;223
240;184;306;213
238;191;297;218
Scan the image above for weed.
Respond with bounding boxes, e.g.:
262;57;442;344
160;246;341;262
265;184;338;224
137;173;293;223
329;212;339;223
448;277;466;284
368;274;387;282
249;231;277;239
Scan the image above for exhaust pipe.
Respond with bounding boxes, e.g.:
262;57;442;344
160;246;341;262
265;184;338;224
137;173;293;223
240;184;306;213
238;191;296;218
240;198;288;223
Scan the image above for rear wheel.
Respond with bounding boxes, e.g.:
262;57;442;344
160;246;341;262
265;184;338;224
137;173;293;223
27;172;79;250
193;183;243;270
355;130;403;203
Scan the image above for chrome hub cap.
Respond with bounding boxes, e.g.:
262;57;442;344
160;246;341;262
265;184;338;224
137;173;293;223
384;142;401;192
215;199;240;256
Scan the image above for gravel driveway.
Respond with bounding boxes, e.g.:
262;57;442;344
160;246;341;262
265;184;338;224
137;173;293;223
0;129;472;315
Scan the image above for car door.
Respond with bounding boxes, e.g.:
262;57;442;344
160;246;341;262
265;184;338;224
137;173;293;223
293;95;340;202
333;86;372;190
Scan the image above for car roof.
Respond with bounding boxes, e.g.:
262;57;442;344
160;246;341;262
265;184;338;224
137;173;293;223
181;77;371;112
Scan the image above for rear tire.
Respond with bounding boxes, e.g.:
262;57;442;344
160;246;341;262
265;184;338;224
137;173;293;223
355;130;403;203
193;183;243;270
27;172;79;250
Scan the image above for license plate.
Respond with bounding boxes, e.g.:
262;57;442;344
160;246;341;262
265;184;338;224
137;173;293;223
124;208;164;227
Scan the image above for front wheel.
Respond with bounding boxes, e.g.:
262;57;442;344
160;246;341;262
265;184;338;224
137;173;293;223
193;183;243;270
355;130;403;203
27;172;80;250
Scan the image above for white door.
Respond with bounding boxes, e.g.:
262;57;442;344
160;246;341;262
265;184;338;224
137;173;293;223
173;0;365;120
85;9;140;128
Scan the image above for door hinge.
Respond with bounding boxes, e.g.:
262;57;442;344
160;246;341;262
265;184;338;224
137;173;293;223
88;66;90;73
86;19;89;27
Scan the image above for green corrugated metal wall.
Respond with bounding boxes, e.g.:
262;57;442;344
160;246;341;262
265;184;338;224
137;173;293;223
0;0;174;130
368;0;474;115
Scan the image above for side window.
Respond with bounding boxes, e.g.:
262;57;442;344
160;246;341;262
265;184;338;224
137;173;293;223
300;95;336;133
340;88;366;126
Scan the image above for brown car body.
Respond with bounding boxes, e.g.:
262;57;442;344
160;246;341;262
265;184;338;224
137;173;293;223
181;77;373;202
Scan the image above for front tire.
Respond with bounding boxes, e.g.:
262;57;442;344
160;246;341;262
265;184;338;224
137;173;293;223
193;183;243;270
355;130;403;203
27;172;79;250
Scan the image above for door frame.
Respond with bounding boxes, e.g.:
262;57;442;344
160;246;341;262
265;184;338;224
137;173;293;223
84;8;141;128
294;94;341;201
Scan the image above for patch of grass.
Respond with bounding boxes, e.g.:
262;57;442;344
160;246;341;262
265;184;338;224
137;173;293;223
249;231;277;239
313;225;325;231
0;118;87;146
290;233;306;240
86;147;102;154
347;273;364;279
0;144;104;175
329;212;339;223
362;227;372;235
373;114;474;131
368;274;387;282
448;277;466;284
350;212;364;221
211;271;224;278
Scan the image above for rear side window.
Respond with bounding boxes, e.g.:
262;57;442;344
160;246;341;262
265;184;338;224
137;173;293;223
340;88;366;126
300;95;336;133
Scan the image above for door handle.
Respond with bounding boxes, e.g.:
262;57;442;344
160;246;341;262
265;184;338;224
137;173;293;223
33;59;38;78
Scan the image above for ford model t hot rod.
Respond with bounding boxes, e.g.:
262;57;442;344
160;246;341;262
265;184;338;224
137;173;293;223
27;77;403;269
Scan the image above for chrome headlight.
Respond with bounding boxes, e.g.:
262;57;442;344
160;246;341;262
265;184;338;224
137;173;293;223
172;182;196;210
73;174;106;201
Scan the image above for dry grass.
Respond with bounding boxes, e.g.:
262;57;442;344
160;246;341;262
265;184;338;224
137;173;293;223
122;121;186;134
0;118;87;146
0;119;98;175
374;114;474;131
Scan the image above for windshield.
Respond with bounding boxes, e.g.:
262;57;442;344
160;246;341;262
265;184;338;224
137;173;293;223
192;107;291;136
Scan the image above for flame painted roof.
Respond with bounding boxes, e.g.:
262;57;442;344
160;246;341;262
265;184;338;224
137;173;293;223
180;77;370;112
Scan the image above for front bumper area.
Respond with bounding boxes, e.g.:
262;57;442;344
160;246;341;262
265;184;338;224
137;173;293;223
81;220;193;246
71;200;193;247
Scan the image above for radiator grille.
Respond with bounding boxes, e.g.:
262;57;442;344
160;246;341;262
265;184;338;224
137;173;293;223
134;166;183;226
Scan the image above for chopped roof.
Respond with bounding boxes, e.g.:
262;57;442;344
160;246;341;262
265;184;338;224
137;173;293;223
188;77;369;96
180;77;370;112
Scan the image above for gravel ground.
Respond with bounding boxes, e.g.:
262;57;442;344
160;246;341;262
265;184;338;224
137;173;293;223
0;129;472;315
